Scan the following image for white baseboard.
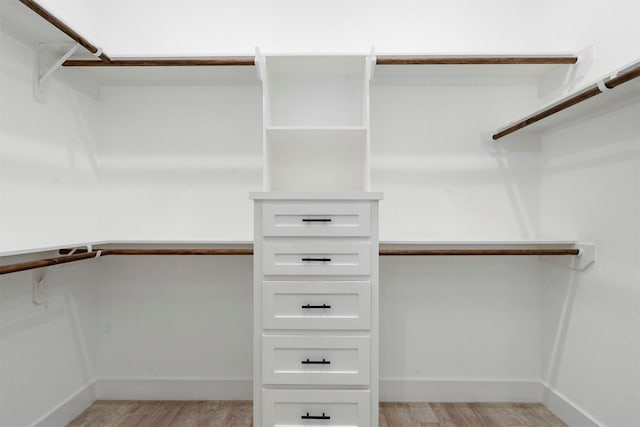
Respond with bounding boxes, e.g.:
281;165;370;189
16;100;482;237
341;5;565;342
541;382;601;427
95;378;253;400
94;377;542;403
51;379;595;427
32;382;96;427
380;378;541;402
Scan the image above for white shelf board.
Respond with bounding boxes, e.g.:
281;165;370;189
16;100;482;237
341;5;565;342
2;238;582;258
59;65;260;87
380;240;578;249
0;240;253;258
250;192;383;200
266;126;367;141
372;63;571;86
265;55;367;78
0;241;108;258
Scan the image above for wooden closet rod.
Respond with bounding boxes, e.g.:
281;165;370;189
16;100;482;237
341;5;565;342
493;61;640;140
0;251;104;275
379;249;579;256
63;58;256;67
61;56;579;67
376;56;577;65
1;247;579;275
18;0;111;62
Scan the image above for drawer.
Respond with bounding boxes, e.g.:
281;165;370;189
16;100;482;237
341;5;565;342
263;241;371;276
262;202;371;237
263;335;370;385
263;282;371;330
263;389;370;427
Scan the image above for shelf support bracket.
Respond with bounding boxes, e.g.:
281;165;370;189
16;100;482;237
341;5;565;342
572;243;595;271
32;268;50;304
367;46;376;81
254;47;265;82
34;42;80;103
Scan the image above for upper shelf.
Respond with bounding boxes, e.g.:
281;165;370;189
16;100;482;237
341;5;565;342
5;0;578;88
53;56;579;89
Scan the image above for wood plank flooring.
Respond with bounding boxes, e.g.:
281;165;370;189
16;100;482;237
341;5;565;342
68;400;567;426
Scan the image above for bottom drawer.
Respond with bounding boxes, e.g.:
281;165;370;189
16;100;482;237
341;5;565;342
263;389;370;427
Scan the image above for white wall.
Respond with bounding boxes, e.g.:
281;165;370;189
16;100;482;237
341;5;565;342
76;0;556;56
371;81;541;240
0;30;101;254
97;83;261;242
539;0;640;93
0;29;102;427
539;101;640;426
0;255;99;427
94;255;253;389
380;256;540;390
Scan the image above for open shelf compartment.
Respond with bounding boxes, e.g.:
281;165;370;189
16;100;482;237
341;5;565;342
265;127;368;192
264;55;368;127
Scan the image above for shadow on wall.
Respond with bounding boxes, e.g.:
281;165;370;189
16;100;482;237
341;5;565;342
539;259;580;390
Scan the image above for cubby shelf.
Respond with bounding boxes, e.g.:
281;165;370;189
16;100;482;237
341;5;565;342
260;54;374;192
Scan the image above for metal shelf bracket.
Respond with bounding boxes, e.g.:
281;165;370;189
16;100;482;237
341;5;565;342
32;268;49;304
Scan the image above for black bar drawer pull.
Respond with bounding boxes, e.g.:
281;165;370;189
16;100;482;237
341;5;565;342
301;358;331;365
302;218;332;222
301;304;331;309
301;412;330;420
301;257;331;262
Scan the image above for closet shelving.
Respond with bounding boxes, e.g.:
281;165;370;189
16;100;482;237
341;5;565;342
259;54;373;191
1;241;585;276
1;0;596;275
7;0;579;89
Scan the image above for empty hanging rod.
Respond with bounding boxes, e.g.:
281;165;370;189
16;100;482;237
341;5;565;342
62;58;256;67
379;249;579;256
375;56;577;65
493;61;640;140
0;251;103;275
61;56;579;67
18;0;111;62
0;247;579;275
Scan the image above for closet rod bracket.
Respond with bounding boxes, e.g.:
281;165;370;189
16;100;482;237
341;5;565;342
34;42;80;103
539;243;595;271
572;243;595;271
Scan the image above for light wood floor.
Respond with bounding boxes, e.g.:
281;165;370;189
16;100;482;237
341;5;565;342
67;400;567;426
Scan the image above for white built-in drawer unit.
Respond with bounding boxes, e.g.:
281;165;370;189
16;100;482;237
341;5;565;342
262;241;371;276
252;192;381;427
262;202;371;237
263;389;371;427
263;335;370;385
262;281;371;330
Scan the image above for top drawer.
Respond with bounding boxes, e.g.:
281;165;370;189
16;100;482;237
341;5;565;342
262;202;371;237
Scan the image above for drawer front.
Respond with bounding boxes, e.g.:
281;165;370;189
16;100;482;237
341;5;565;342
263;389;370;427
262;202;371;237
263;335;370;386
263;282;371;330
263;241;371;276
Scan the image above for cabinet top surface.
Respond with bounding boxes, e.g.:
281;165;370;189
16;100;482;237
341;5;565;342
250;192;383;200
